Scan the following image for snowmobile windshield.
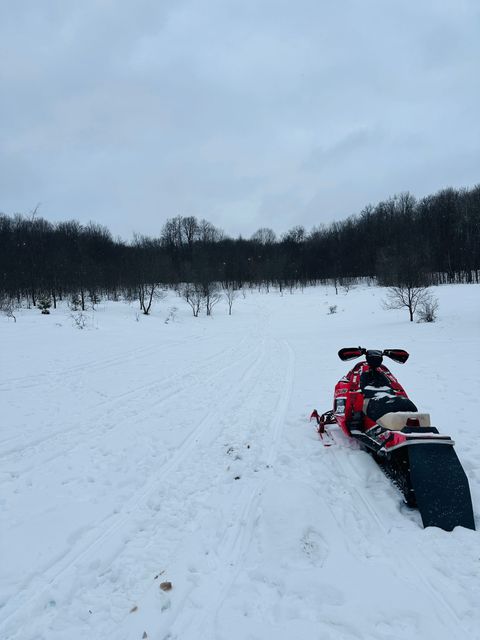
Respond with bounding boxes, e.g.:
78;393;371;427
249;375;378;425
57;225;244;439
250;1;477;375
360;367;418;420
365;350;383;368
360;369;391;394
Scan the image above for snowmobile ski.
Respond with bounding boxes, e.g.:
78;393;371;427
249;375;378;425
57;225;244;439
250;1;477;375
310;409;335;446
320;429;335;447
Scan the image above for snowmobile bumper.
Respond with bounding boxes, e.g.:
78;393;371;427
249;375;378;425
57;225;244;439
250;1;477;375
352;425;453;457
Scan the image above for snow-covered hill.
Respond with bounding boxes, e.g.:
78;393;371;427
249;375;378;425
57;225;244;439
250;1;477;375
1;285;479;640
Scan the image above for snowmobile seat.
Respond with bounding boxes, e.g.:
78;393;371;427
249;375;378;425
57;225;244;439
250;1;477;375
377;411;431;431
364;392;418;422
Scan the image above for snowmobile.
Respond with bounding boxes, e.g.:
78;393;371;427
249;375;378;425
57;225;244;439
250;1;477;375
311;347;475;531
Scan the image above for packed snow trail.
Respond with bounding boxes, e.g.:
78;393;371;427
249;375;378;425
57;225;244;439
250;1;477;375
1;286;479;639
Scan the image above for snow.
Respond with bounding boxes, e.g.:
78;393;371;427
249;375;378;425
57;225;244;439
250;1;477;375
1;284;479;640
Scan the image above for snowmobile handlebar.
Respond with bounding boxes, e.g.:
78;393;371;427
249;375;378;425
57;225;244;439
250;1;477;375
338;347;409;364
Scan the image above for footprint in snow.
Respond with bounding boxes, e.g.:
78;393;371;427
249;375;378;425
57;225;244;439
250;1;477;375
300;527;329;568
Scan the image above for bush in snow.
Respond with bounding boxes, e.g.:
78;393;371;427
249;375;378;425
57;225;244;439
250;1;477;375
341;279;354;294
417;295;439;323
328;305;338;315
164;306;178;324
69;294;81;311
89;290;101;308
70;310;89;329
0;295;17;322
37;295;52;314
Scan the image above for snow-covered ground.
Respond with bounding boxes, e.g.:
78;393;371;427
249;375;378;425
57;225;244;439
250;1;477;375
1;284;479;640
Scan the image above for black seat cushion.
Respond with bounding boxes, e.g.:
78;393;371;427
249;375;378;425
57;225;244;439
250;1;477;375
366;395;418;422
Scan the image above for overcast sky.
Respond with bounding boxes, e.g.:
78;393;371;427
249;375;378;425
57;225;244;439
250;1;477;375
1;0;479;240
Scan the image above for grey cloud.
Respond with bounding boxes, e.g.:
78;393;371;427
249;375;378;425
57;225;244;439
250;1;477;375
1;0;478;239
304;128;381;171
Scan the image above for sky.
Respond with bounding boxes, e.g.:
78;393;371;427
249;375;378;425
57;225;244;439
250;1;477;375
1;0;479;241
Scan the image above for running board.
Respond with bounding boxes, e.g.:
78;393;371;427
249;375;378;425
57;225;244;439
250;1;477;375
408;444;475;531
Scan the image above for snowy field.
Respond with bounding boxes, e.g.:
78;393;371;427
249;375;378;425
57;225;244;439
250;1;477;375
1;284;479;640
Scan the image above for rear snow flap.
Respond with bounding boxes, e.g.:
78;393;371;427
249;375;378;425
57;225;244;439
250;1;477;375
408;444;475;531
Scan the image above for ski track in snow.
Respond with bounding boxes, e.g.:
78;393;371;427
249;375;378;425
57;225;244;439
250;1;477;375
0;339;254;476
0;334;249;457
1;333;271;637
1;286;479;640
153;340;295;640
323;441;462;634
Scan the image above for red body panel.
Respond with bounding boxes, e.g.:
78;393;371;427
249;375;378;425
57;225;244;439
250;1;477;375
333;361;409;436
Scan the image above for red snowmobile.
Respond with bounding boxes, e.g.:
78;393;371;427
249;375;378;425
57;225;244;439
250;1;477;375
312;347;475;531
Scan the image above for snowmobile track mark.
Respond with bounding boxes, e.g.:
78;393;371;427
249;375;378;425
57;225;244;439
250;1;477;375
324;440;464;633
0;339;269;638
161;485;264;640
0;337;256;475
0;333;249;394
0;336;250;458
266;340;295;467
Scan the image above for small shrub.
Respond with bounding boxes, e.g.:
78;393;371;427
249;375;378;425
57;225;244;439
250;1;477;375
38;295;52;314
69;294;81;311
417;296;439;323
0;296;17;322
328;305;338;315
89;291;101;308
341;281;354;294
71;310;88;329
164;306;178;324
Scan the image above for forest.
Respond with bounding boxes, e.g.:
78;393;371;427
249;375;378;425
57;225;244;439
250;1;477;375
1;184;479;311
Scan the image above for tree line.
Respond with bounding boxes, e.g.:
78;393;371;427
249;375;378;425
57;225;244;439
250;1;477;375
1;184;479;309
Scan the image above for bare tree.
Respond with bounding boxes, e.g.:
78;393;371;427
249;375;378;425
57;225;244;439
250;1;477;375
282;225;306;243
181;216;199;247
180;283;204;317
160;216;183;248
138;283;166;315
198;219;223;243
0;295;17;322
223;284;238;315
251;228;276;244
383;285;434;322
204;283;222;316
